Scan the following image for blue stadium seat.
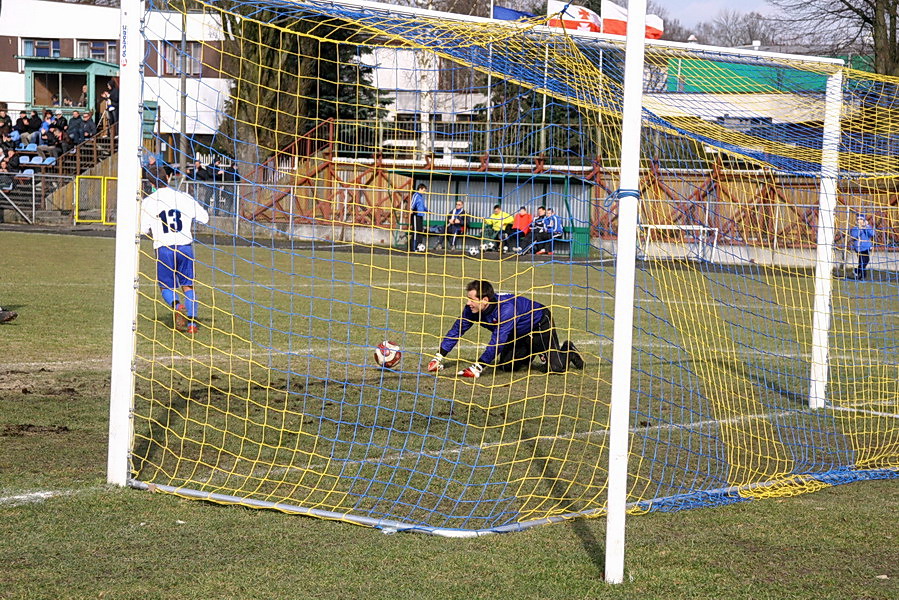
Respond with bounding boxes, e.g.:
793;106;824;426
42;156;57;166
24;143;38;152
21;168;35;176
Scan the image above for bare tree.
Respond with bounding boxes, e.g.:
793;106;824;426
690;10;781;47
767;0;897;74
646;1;692;42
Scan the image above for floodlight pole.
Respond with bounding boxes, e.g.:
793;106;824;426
486;1;493;156
604;0;647;585
108;0;144;486
808;68;844;409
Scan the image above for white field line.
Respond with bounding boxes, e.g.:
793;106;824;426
0;490;62;506
152;279;899;316
3;357;112;371
828;404;899;419
0;486;109;507
195;280;762;309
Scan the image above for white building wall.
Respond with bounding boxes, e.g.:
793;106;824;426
0;0;228;135
2;2;484;136
366;47;486;118
0;0;119;38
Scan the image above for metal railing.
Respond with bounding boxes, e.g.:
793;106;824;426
0;172;76;223
329;119;604;168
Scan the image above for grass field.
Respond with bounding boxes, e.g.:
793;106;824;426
1;229;897;599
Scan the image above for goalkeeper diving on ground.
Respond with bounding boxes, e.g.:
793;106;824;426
427;280;584;378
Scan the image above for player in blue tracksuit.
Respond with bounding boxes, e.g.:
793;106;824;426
410;183;429;251
426;280;584;377
849;214;875;280
540;207;565;253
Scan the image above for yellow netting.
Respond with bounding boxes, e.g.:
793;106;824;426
127;0;898;533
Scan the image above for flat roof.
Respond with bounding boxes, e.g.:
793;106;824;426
16;56;119;70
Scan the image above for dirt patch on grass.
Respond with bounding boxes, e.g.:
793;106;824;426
1;423;71;436
0;368;107;399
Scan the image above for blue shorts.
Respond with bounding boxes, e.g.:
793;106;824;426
156;244;195;289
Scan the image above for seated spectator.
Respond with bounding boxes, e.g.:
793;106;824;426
502;206;532;251
1;131;16;153
518;206;548;254
36;113;54;141
67;110;83;145
538;207;565;254
37;126;62;159
78;84;89;107
21;111;43;145
0;160;12;189
53;109;67;132
4;149;21;172
482;204;513;244
80;111;97;141
521;207;565;255
0;108;11;131
56;128;73;155
142;154;170;194
444;199;468;250
14;111;29;136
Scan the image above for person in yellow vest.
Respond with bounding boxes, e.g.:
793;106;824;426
482;204;513;248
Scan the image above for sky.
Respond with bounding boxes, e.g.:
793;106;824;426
650;0;779;29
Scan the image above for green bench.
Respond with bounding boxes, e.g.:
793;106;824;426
394;221;591;258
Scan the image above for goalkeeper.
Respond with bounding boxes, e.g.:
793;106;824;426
427;280;583;378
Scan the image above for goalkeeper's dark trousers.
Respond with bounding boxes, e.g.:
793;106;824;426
496;309;570;373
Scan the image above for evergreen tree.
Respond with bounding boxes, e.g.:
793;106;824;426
213;6;384;170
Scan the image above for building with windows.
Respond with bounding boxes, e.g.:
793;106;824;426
0;0;229;153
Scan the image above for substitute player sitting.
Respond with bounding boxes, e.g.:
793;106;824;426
141;170;210;333
427;279;584;377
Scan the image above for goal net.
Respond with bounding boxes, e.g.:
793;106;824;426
115;0;899;536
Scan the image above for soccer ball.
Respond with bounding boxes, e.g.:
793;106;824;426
467;246;480;256
374;340;402;369
416;243;426;252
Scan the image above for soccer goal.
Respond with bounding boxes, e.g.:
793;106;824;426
109;0;899;584
638;223;719;262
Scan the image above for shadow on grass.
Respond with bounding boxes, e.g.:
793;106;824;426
523;431;606;578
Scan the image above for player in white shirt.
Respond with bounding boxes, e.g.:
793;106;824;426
141;170;210;333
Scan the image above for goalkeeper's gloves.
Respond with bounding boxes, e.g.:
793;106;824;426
426;353;445;373
457;363;484;379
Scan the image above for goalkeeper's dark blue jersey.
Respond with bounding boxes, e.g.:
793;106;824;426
439;292;547;365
